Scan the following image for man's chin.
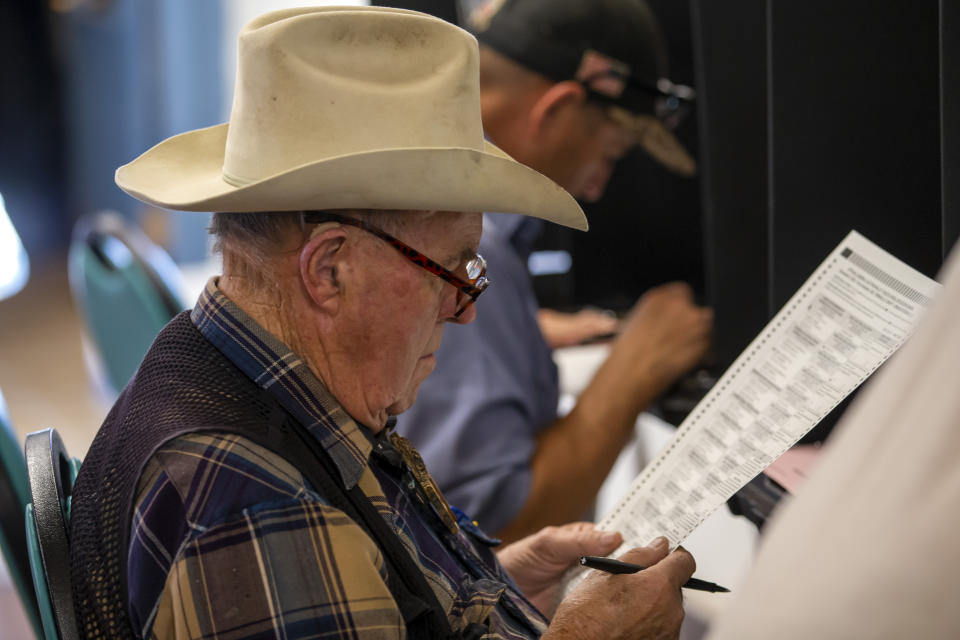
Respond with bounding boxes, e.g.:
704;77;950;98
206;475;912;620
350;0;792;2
388;369;434;416
387;393;418;416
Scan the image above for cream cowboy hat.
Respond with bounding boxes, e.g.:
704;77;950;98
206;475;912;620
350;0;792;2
115;6;587;230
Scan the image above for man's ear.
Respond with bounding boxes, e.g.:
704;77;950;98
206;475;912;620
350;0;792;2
299;224;347;312
528;80;588;139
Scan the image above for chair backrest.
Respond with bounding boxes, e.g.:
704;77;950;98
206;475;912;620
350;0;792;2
68;211;187;393
0;392;43;638
25;429;81;640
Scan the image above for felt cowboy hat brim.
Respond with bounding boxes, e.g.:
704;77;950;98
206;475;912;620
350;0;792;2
115;7;588;231
116;122;587;230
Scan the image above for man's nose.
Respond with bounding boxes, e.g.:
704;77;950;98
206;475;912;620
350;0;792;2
448;298;477;324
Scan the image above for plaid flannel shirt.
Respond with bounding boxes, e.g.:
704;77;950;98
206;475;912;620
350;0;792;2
127;279;548;639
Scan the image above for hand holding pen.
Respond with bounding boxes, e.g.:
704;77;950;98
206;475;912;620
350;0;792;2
580;555;730;593
549;536;697;639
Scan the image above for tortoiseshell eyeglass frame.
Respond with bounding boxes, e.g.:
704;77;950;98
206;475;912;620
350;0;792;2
302;211;489;318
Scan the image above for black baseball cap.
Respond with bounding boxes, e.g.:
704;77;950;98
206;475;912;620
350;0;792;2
465;0;696;175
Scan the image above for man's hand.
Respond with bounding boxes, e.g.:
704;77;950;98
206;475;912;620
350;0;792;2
614;282;713;392
538;308;619;349
544;537;696;640
497;523;622;617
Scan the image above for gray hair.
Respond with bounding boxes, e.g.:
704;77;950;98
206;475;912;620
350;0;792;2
209;211;305;259
209;209;415;288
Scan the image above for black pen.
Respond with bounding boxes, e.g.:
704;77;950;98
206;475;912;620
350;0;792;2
579;556;731;593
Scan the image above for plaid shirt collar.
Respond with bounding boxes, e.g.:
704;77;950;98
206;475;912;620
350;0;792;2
190;277;371;489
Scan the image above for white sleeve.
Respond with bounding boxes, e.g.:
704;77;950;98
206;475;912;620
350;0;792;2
708;244;960;640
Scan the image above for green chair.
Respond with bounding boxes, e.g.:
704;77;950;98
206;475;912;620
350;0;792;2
25;428;81;640
68;211;187;394
0;391;43;638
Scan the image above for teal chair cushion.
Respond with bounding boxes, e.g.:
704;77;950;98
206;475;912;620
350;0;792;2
68;213;187;393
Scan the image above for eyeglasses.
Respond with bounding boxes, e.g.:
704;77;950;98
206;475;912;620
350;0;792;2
302;211;489;318
579;72;695;131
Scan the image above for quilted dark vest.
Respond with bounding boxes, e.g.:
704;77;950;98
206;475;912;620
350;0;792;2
69;312;462;639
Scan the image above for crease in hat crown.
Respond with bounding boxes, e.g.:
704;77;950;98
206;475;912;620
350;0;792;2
113;6;587;230
222;6;484;187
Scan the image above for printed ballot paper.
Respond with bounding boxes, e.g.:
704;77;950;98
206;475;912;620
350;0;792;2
566;231;941;592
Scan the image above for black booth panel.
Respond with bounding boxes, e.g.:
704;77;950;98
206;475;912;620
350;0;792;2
566;147;706;312
767;0;943;311
765;0;943;442
943;0;960;258
691;0;770;367
371;0;459;23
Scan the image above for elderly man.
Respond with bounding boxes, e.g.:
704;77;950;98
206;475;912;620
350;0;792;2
69;7;694;639
400;0;713;542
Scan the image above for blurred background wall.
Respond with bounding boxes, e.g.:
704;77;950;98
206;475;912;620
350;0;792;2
2;0;369;266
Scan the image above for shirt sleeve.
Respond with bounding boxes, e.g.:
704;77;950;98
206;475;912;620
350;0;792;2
146;497;404;640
